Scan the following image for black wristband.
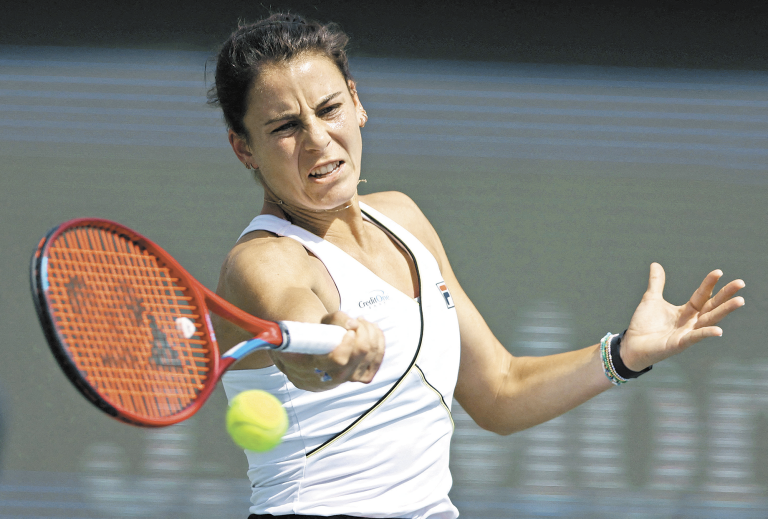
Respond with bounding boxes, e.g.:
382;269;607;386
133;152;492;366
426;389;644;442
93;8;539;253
610;330;652;379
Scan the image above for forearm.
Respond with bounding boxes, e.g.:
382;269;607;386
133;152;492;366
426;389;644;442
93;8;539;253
457;342;612;435
503;344;612;433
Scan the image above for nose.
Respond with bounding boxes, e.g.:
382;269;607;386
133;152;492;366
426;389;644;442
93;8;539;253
303;118;331;152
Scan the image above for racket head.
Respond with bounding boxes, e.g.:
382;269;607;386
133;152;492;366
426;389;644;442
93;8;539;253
30;218;221;427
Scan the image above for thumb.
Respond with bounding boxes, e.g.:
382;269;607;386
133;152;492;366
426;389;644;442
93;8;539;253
646;262;666;297
321;311;358;330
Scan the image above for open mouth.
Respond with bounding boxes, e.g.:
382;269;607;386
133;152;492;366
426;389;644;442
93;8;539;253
309;161;343;179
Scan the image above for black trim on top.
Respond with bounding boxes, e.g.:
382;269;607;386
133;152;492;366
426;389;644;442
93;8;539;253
305;208;425;458
413;364;453;428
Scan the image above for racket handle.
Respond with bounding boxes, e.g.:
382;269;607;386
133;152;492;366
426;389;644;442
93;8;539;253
277;321;347;354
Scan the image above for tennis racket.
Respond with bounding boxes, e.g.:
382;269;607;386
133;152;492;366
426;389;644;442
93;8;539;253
30;218;346;427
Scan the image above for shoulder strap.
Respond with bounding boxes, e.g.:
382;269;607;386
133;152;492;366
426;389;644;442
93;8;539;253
238;214;341;259
238;214;292;241
358;202;435;269
236;214;395;305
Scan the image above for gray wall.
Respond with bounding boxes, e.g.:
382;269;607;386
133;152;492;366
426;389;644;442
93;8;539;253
0;11;766;517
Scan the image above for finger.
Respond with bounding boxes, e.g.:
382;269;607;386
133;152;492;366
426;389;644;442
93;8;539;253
318;312;360;365
325;327;358;367
321;311;354;329
679;326;723;349
700;278;746;314
688;269;723;310
354;361;375;383
645;262;666;297
345;318;362;331
356;325;385;383
344;320;385;383
325;320;365;378
696;295;745;328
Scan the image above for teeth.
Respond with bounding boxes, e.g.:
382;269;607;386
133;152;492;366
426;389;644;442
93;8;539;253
311;161;341;177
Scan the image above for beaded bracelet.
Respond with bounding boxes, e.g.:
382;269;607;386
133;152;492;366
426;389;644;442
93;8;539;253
600;333;626;385
600;331;652;386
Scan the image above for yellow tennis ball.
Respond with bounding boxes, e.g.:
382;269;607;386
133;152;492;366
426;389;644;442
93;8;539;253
226;390;288;452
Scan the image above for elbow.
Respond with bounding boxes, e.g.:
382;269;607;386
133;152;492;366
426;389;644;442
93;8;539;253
463;408;522;436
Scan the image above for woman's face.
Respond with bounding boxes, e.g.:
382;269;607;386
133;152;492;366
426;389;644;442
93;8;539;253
231;53;365;211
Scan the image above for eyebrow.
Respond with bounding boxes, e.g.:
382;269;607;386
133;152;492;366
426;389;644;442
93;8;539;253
263;91;344;127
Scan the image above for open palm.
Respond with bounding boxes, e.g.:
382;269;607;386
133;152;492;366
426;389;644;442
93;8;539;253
620;263;745;372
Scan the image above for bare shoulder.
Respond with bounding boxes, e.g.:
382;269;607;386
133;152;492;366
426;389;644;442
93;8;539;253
217;230;317;316
225;231;312;281
359;191;447;264
360;190;419;215
361;191;430;233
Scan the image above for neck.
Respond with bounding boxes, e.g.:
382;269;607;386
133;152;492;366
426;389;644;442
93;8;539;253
260;193;367;242
263;197;355;214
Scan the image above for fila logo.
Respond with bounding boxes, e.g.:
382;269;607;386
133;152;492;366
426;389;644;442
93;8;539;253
436;282;455;309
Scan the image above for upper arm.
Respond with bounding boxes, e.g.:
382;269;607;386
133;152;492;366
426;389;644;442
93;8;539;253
212;234;333;356
440;259;517;430
366;193;613;433
363;192;515;429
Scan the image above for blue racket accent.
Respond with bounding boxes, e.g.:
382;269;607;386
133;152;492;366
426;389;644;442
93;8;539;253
223;338;273;360
41;257;49;292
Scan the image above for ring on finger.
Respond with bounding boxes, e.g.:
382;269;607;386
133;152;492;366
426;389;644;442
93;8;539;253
314;368;332;382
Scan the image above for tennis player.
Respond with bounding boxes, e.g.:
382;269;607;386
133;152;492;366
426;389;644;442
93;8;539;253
208;13;745;519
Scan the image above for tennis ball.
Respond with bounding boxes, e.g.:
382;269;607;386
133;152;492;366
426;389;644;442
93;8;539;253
226;390;288;452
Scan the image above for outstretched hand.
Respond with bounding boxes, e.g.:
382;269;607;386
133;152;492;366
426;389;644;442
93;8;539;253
619;263;745;372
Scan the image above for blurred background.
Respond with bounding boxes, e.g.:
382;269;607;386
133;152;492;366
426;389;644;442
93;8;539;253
1;1;766;517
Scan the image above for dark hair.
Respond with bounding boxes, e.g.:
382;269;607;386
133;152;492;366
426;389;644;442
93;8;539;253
207;13;352;138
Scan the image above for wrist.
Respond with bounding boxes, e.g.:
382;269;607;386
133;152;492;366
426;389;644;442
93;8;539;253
616;331;645;372
600;331;652;386
612;331;652;379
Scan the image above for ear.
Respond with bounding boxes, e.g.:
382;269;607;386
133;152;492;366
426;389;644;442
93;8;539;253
348;80;367;128
348;80;359;104
228;129;257;169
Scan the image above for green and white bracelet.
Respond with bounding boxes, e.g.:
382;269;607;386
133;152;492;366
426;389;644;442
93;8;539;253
600;331;652;386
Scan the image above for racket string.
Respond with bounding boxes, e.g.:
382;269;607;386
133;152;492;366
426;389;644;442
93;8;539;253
45;226;215;418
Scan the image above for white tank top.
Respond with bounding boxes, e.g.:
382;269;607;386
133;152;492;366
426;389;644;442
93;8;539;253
221;202;461;518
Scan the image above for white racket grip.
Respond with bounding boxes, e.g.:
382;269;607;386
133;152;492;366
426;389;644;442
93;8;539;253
277;321;347;354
